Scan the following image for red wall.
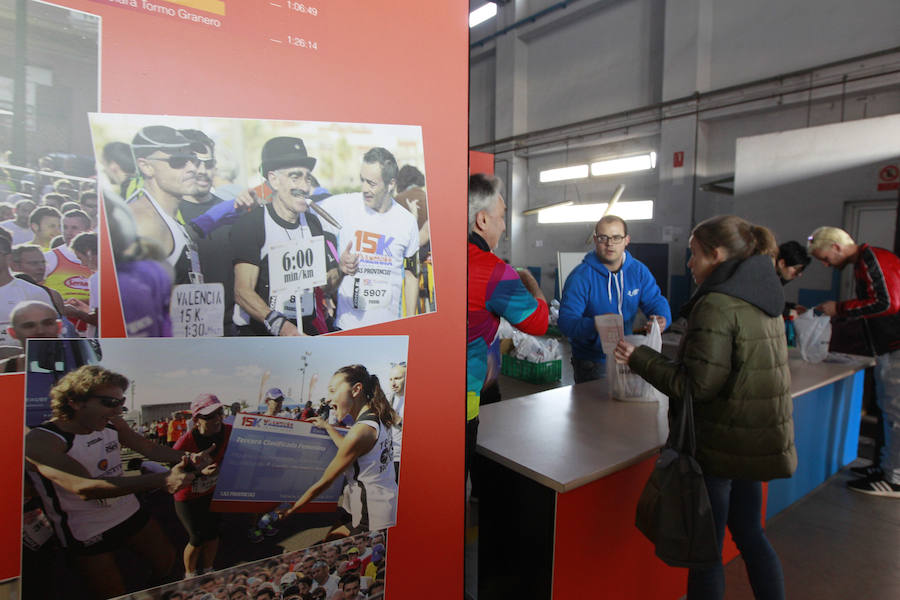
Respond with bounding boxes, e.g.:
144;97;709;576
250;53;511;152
3;2;469;596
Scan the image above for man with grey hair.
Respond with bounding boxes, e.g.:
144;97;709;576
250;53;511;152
466;173;548;480
316;147;421;329
808;225;900;497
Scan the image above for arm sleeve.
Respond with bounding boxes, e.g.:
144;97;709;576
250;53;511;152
485;262;548;336
637;265;672;326
838;248;900;318
629;296;733;404
557;267;600;348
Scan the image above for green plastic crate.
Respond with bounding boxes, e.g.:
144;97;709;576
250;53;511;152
501;354;562;384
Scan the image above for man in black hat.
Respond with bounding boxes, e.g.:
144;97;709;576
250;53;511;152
128;126;204;285
230;137;339;336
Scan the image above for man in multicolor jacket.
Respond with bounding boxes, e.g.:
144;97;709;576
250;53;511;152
467;174;548;478
809;226;900;497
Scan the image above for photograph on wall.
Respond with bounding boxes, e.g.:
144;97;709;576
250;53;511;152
0;0;101;369
22;335;408;599
113;530;390;600
87;113;435;338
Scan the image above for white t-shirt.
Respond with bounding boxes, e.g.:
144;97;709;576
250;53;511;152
343;410;397;531
0;277;54;344
317;194;419;330
0;220;34;245
391;393;404;463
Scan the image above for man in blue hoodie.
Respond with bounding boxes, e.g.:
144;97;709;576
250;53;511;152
559;215;671;383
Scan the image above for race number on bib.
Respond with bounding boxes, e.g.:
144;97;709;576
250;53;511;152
352;276;392;309
171;283;225;338
270;288;314;319
268;237;327;294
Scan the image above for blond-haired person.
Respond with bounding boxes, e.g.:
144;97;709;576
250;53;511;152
808;226;900;497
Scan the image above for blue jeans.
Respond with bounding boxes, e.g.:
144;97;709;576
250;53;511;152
874;350;900;484
687;477;785;600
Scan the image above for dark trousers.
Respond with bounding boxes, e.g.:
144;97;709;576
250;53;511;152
687;476;785;600
571;357;606;384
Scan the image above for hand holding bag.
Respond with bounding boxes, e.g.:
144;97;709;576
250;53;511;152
634;385;720;569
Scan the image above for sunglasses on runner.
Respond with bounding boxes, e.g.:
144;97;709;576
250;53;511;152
197;408;224;420
91;395;127;408
146;155;201;169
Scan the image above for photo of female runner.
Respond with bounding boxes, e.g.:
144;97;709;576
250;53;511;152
278;364;399;536
172;393;232;579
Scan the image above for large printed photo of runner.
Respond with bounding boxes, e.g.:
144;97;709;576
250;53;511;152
88;114;434;338
22;335;408;599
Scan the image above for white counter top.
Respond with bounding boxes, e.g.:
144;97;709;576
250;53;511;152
476;352;873;493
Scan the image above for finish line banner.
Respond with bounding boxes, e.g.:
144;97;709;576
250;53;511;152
213;414;344;506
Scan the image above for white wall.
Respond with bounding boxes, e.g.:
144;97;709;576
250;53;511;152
734;114;900;302
470;0;900;306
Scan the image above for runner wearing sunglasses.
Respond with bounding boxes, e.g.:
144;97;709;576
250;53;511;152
172;393;233;579
24;365;215;598
127;126;204;285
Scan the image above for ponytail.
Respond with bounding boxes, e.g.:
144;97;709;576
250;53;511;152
692;215;777;261
334;365;398;427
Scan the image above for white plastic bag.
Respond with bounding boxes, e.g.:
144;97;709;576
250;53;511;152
794;311;832;363
609;320;667;402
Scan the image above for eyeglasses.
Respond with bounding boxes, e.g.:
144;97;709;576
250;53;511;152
146;155;201;169
92;395;127;408
198;158;216;169
594;234;626;245
197;408;224;420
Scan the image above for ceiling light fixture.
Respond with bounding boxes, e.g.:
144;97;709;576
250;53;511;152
538;164;589;183
590;152;657;177
469;2;497;28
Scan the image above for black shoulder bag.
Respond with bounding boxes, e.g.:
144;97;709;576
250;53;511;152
634;386;720;569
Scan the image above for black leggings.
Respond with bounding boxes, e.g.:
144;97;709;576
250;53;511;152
174;495;221;546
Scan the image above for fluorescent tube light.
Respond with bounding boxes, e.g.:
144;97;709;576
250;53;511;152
469;2;497;27
539;164;589;183
538;201;654;224
590;152;657;177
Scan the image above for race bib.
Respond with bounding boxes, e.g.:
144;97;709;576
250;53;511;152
270;288;314;319
268;237;327;294
192;472;219;494
171;283;225;337
23;508;53;550
352;276;392;309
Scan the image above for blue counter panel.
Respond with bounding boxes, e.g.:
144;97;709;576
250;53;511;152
767;371;864;518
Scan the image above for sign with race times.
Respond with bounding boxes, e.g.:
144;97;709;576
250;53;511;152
170;283;225;337
268;236;327;294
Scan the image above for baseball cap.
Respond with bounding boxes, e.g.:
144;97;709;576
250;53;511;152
131;126;191;159
347;547;359;555
260;137;316;176
265;387;285;401
191;393;223;419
